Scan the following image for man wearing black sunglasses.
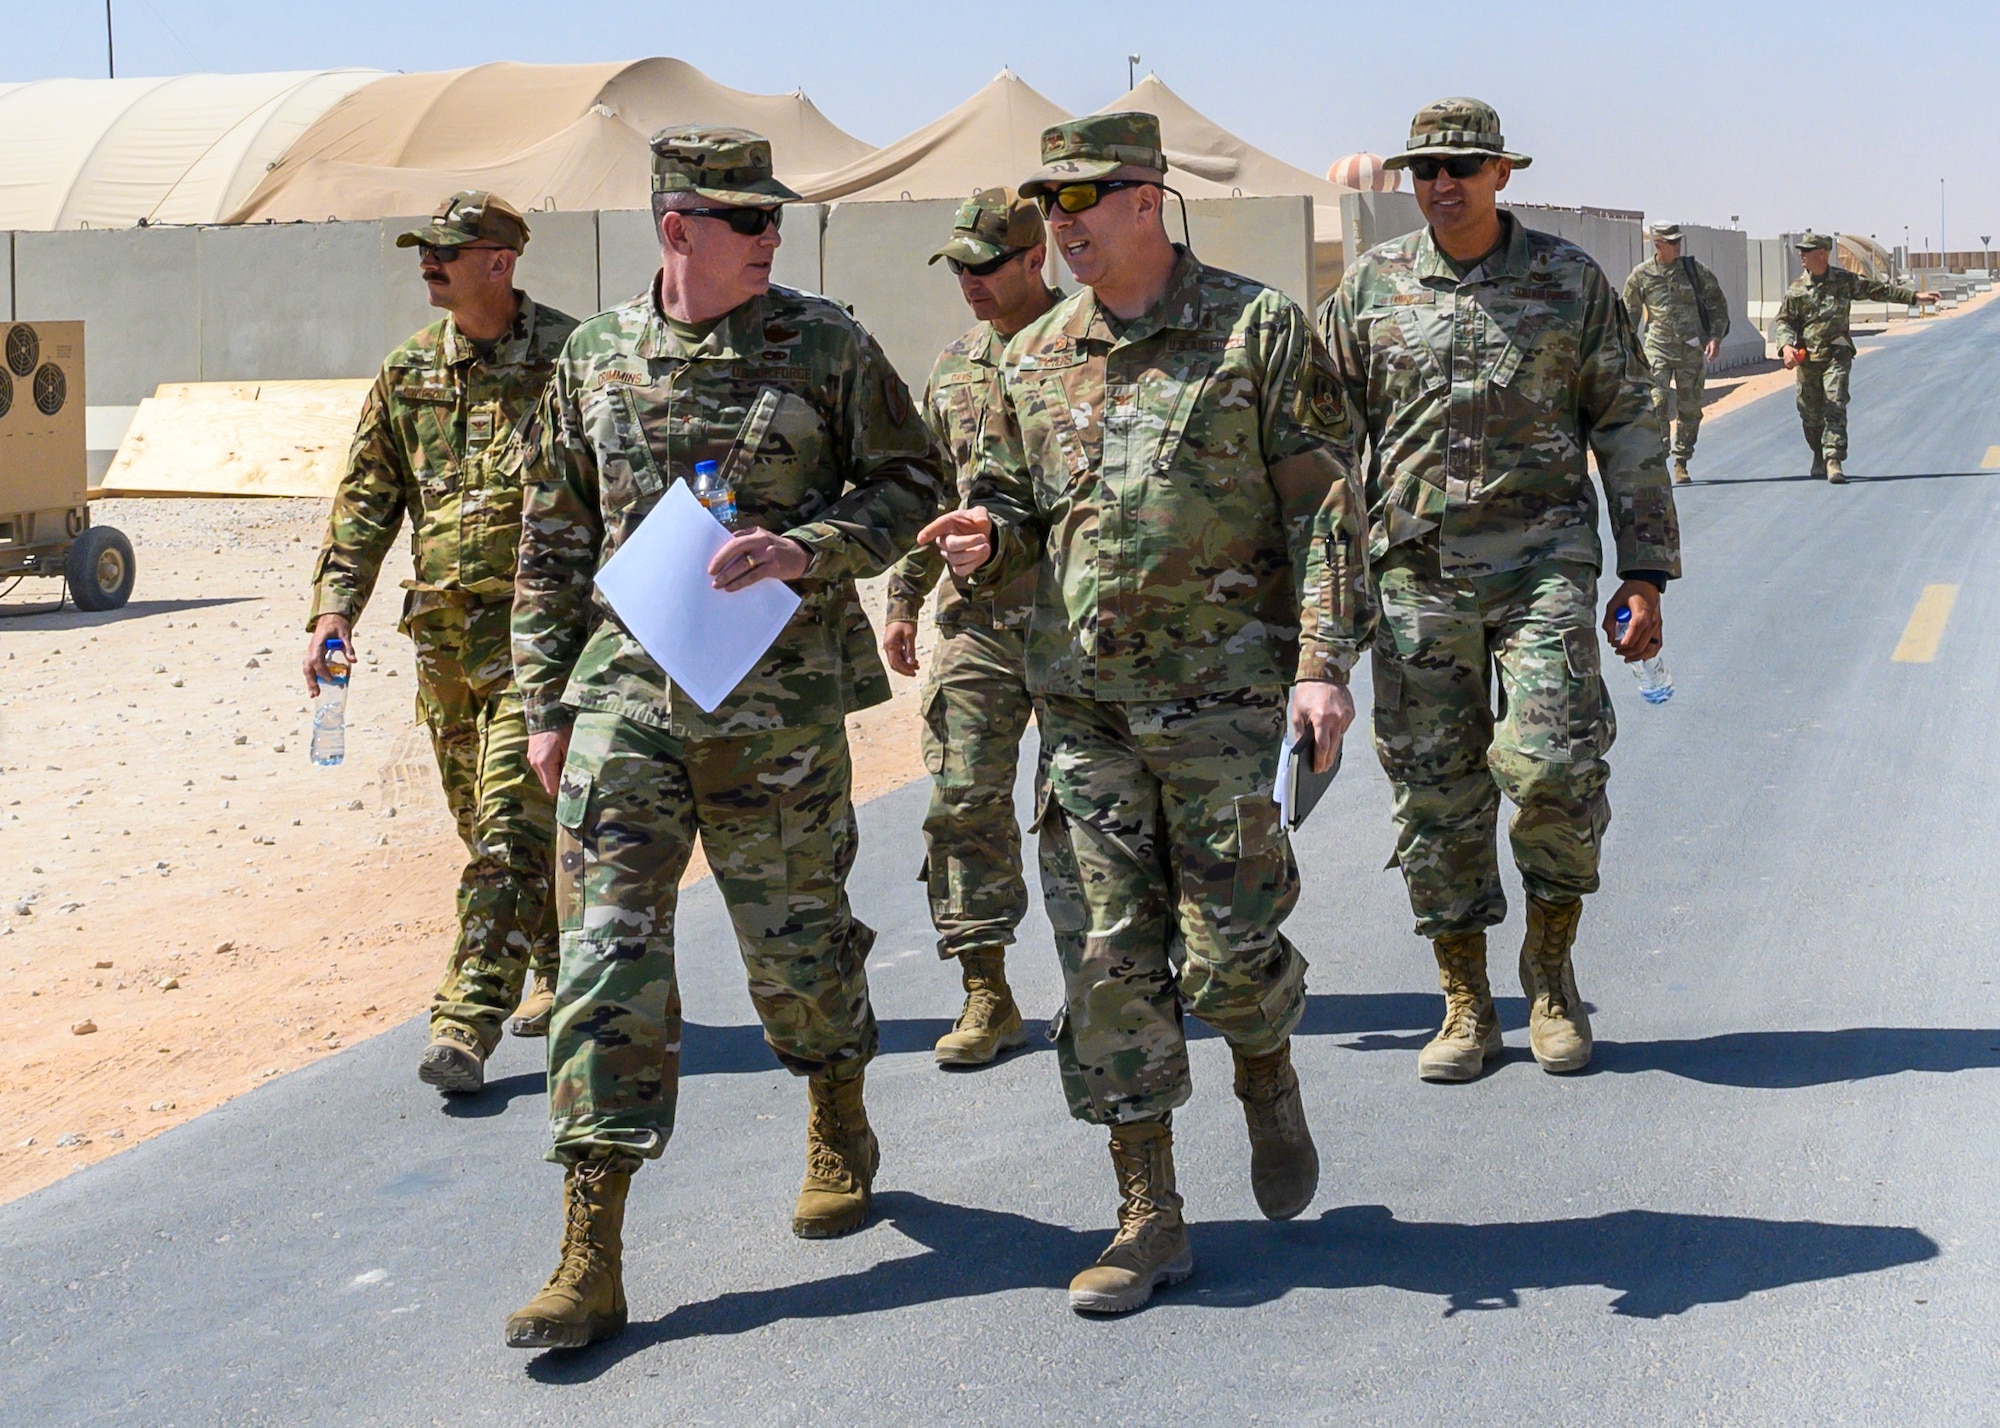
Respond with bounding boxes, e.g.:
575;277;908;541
921;113;1371;1315
1321;97;1680;1086
881;189;1060;1070
305;189;576;1093
506;126;943;1350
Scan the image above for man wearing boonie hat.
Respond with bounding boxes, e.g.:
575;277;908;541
503;126;943;1350
304;189;577;1092
1322;98;1680;1087
1623;223;1732;483
882;188;1062;1070
920;112;1372;1316
1772;232;1932;482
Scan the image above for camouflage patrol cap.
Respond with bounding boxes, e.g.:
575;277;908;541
929;187;1045;266
1019;112;1168;197
650;125;801;206
1794;232;1833;252
1382;97;1532;170
1647;223;1685;243
395;190;530;251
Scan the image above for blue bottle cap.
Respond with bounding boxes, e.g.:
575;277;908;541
1615;606;1632;625
694;459;719;476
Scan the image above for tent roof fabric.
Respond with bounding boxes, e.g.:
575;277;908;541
228;59;872;223
0;70;384;231
792;69;1072;203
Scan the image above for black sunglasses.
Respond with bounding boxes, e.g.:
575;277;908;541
418;242;507;263
1034;179;1160;216
947;248;1026;278
1407;154;1493;182
679;206;783;236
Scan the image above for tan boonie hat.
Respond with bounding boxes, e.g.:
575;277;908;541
649;125;801;206
1382;96;1532;170
1647;223;1684;243
929;187;1044;266
396;190;530;251
1019;112;1168;197
1794;232;1833;252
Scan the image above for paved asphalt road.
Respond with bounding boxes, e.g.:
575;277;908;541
5;301;1998;1426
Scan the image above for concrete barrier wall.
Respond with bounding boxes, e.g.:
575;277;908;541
379;210;600;346
199;222;382;383
1181;196;1313;312
820;199;969;391
14;227;203;407
2;233;13;320
1677;225;1764;373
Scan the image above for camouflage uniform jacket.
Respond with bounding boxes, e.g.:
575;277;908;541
1772;267;1920;361
309;293;578;628
512;282;945;738
883;316;1045;633
1622;256;1731;355
1321;216;1681;581
968;248;1371;696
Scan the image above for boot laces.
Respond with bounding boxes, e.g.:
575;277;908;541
1237;1053;1301;1138
804;1093;861;1189
548;1173;606;1291
1530;902;1583;1018
956;978;1005;1033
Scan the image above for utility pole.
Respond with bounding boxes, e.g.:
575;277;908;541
1128;54;1140;90
106;0;115;78
1939;177;1945;267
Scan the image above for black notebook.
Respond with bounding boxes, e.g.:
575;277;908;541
1280;727;1341;830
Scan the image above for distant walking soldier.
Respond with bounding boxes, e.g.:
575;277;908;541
923;114;1371;1315
1321;98;1681;1084
1622;223;1730;483
503;127;942;1350
303;191;575;1093
1774;233;1931;483
880;189;1060;1068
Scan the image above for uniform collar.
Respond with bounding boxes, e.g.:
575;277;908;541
1413;211;1529;285
1066;246;1205;347
979;287;1065;363
636;278;766;361
442;291;536;368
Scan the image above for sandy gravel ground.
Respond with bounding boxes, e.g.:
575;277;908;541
0;499;936;1204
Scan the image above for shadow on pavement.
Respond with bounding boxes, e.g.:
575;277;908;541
1694;470;1990;486
439;1071;548;1117
524;1192;1936;1379
0;594;255;627
1591;1027;2000;1088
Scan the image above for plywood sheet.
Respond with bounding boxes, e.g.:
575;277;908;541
97;378;369;498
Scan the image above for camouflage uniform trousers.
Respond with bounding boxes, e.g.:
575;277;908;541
544;710;877;1167
1794;355;1853;462
410;601;558;1052
1034;688;1307;1127
1645;345;1709;462
1369;551;1615;939
918;621;1035;959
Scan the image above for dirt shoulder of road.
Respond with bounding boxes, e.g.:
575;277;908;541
0;501;937;1206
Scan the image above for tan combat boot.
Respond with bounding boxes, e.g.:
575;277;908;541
792;1068;879;1239
1519;895;1592;1073
417;1021;485;1094
933;949;1029;1067
510;970;557;1038
1068;1119;1194;1315
1418;932;1501;1083
1232;1040;1319;1220
505;1158;631;1349
1825;458;1847;484
1671;458;1691;484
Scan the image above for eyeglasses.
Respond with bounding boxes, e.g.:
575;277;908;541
1407;154;1492;182
1034;179;1159;216
679;206;783;236
418;242;508;263
947;249;1026;278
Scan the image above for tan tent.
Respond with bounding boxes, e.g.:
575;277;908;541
228;59;872;223
1097;75;1348;299
792;69;1071;203
0;71;384;231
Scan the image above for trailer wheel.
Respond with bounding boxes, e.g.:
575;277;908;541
65;525;135;611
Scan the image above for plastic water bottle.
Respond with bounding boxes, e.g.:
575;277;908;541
310;639;350;766
1614;608;1674;704
693;459;736;528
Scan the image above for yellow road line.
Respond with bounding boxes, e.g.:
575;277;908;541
1891;585;1958;663
1982;445;2000;468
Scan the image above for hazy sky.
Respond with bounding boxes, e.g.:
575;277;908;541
11;0;1996;251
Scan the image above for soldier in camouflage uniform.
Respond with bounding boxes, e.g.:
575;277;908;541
881;189;1060;1068
924;114;1371;1315
1321;98;1681;1086
1774;233;1929;483
303;191;575;1094
1622;223;1730;483
502;127;943;1352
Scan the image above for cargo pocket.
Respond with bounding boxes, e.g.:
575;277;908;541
554;767;592;937
1562;625;1609;758
1227;794;1290;939
919;683;949;778
1031;777;1087;934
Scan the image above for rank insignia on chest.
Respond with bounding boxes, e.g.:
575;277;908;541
467;407;495;450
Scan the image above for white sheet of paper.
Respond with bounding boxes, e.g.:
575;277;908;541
593;479;802;713
1275;719;1297;828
